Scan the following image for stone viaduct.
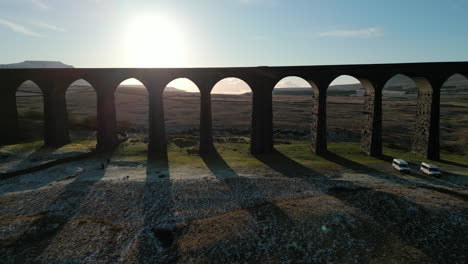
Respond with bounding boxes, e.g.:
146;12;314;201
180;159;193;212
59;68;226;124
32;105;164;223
1;62;467;160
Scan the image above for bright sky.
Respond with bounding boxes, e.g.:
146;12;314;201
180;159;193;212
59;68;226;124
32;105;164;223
1;0;468;92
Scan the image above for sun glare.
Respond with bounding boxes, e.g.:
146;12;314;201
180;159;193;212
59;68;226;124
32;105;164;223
125;15;185;67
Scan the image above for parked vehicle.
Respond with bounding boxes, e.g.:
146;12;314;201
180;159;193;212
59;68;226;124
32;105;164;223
392;159;411;173
420;162;441;177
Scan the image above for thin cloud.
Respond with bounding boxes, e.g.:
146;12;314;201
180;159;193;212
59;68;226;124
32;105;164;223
35;21;65;32
31;0;49;10
0;18;45;37
239;0;278;5
319;27;382;38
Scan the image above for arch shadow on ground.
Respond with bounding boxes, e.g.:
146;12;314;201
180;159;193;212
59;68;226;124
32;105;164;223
201;148;295;247
1;152;112;263
319;150;467;200
253;148;467;262
138;153;179;262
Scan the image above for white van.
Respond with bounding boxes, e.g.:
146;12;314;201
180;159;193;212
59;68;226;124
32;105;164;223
392;159;411;173
420;162;441;177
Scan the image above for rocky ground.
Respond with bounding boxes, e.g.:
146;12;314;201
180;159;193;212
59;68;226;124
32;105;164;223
0;140;467;263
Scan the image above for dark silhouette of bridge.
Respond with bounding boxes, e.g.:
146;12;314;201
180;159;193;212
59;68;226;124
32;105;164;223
1;62;467;160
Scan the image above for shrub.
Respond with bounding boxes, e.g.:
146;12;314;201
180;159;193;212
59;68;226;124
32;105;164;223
21;110;43;120
79;116;97;130
68;115;97;130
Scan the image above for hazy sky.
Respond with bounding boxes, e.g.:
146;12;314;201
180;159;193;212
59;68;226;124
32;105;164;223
1;0;468;91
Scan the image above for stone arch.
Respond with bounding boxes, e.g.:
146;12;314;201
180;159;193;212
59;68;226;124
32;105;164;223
163;78;200;139
211;77;253;143
272;76;314;144
63;77;95;93
381;74;419;150
15;79;44;93
326;75;365;144
115;78;149;138
113;76;149;93
212;77;252;94
65;79;97;143
439;73;468;156
163;77;201;93
15;80;44;143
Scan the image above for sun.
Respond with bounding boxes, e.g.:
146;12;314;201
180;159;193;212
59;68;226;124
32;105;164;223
125;14;185;68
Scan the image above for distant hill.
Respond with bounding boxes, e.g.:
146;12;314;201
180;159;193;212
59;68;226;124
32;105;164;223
117;85;185;93
273;87;359;96
164;86;185;92
272;83;363;96
0;61;74;68
273;88;314;95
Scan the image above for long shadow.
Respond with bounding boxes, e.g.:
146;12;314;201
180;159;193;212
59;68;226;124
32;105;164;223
3;151;112;263
254;149;328;180
380;153;468;170
323;151;468;196
255;148;468;262
322;151;388;174
201;150;238;179
2;144;91;181
439;159;468;169
377;154;394;162
138;153;178;263
10;141;95;174
11;145;59;171
201;149;295;256
377;154;468;186
378;153;420;167
325;184;467;263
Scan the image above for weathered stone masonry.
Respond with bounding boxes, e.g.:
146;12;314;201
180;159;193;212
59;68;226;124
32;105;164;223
1;63;467;160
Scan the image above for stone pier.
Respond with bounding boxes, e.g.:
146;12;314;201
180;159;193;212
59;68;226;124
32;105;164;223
250;79;274;155
310;81;329;155
411;77;441;160
0;81;20;145
148;86;167;157
95;84;118;152
360;79;384;157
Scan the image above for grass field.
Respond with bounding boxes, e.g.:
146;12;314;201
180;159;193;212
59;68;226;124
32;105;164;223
3;138;467;180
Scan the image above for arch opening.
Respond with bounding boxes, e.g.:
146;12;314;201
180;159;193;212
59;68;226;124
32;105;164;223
272;76;314;144
163;78;200;149
115;78;149;140
439;73;468;156
15;80;44;143
65;79;97;143
382;74;418;150
211;78;252;145
326;75;365;144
